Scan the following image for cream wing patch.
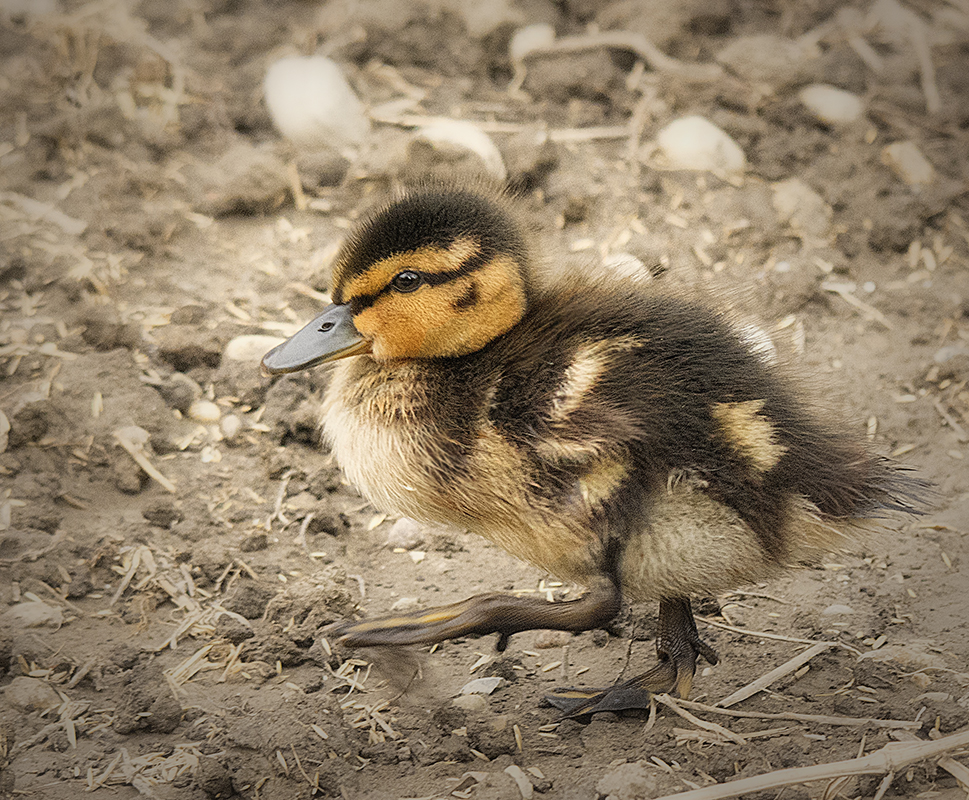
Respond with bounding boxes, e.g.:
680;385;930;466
549;337;641;424
711;398;787;473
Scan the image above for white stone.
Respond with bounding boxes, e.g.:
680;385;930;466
772;177;832;239
596;761;659;800
4;676;61;712
882;141;936;186
225;334;286;362
452;693;489;712
416;120;507;179
821;603;855;615
1;600;64;629
656;116;745;177
264;55;370;150
389;596;419;612
509;23;555;63
385;517;426;550
220;414;242;440
188;399;221;423
799;84;865;125
449;0;524;38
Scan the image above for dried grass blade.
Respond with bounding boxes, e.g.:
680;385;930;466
716;641;834;708
649;728;969;800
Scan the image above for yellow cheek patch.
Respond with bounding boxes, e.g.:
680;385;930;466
355;255;526;360
337;237;482;300
711;399;787;473
354;301;427;361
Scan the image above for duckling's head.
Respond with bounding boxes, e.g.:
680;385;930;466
263;187;531;373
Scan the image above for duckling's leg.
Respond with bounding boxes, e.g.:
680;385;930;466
325;576;620;650
545;597;718;718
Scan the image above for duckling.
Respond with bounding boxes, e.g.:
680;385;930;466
262;184;925;717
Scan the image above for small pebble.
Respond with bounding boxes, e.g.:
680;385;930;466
882;141;936;186
509;23;555;62
188;399;221;423
533;630;571;649
220;414;242;441
157;373;202;413
596;761;659;800
390;596;419;612
143;500;180;528
656;116;745;177
4;676;62;712
1;600;64;629
385;518;426;550
916;692;952;703
933;346;969;364
799;84;865;125
453;694;489;712
225;334;286;362
264;55;370;150
771;177;832;239
821;603;855;615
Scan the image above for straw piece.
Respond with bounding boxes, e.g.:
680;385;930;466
649;728;969;800
716;642;834;708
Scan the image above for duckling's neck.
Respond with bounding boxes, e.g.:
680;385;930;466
320;353;488;508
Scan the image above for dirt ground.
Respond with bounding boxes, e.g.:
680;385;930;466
2;1;969;798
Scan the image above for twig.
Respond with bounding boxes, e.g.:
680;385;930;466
521;30;724;83
653;694;746;745
287;162;308;211
649;727;969;800
723;590;793;605
295;512;315;548
716;641;835;708
269;470;292;527
0;190;88;236
673;697;922;730
892;731;969;791
698;616;858;654
932;397;968;442
821;281;894;330
905;9;942;114
113;428;176;493
369;109;629;143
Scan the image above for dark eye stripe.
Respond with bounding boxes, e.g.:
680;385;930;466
348;248;491;313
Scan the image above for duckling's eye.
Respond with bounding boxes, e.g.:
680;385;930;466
391;271;423;293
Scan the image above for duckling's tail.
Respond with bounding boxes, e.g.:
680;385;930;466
855;456;934;520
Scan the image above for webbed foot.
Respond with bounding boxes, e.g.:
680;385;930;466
545;597;718;718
